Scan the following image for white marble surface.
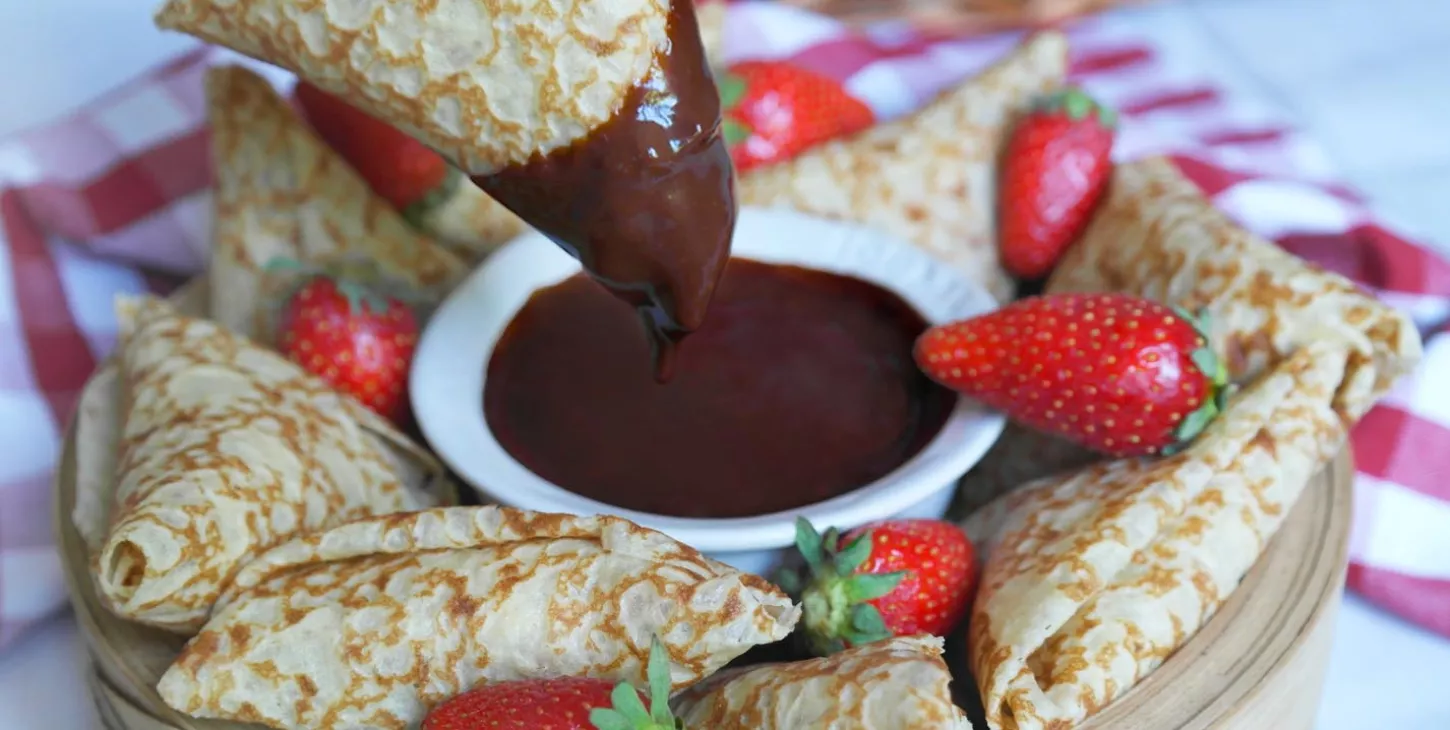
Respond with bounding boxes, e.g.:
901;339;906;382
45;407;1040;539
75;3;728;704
1;1;1449;729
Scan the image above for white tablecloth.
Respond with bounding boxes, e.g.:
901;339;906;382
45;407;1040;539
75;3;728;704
2;1;1448;728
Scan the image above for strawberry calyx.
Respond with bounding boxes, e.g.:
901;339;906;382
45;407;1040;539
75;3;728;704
400;165;463;230
264;255;427;315
718;73;752;145
781;517;905;656
588;637;683;730
1162;307;1231;455
1035;86;1118;129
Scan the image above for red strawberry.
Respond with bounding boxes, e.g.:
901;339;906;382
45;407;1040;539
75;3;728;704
999;87;1117;280
914;293;1229;457
293;81;459;222
421;638;680;730
720;61;875;173
271;259;421;424
782;517;977;656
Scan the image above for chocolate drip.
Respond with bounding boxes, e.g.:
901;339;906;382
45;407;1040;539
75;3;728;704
474;0;736;382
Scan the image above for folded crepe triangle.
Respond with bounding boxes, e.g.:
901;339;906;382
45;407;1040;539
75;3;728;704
738;31;1070;304
158;506;799;730
205;65;466;343
671;635;974;729
956;155;1425;515
158;0;676;175
961;157;1423;730
91;295;440;634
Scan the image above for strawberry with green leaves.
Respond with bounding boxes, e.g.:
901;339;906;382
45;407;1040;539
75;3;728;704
914;292;1229;457
720;61;875;173
421;637;681;730
270;258;421;425
999;87;1117;281
782;517;977;657
293;81;461;228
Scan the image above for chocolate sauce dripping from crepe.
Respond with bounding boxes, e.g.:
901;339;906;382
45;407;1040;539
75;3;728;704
474;0;737;382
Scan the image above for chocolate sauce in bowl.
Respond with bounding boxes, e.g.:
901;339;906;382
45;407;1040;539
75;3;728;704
473;0;735;381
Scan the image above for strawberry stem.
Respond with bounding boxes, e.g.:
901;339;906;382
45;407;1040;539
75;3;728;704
588;637;683;730
790;517;904;656
1162;306;1230;455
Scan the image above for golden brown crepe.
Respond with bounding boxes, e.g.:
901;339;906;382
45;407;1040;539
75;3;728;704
671;635;973;729
696;0;728;68
409;180;526;264
961;157;1422;730
157;507;800;730
158;0;678;176
737;31;1069;303
205;65;465;342
1048;156;1420;421
86;295;444;634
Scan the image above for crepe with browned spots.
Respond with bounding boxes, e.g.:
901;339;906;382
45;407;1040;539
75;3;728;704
958;158;1423;730
672;635;973;729
736;31;1070;304
156;506;799;730
84;295;445;634
204;65;466;344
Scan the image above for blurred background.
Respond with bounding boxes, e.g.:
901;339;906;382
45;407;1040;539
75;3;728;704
0;1;1445;728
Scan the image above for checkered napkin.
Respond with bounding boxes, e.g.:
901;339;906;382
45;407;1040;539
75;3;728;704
1;2;1447;652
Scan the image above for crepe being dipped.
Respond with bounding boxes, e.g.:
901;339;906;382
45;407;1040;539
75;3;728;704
961;157;1422;730
737;31;1069;303
83;295;445;634
157;506;799;730
204;64;465;343
158;0;737;356
671;635;973;729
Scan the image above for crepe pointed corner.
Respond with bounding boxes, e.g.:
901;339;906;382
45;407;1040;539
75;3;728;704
737;30;1070;304
1046;156;1423;421
203;63;465;342
158;507;802;730
157;0;673;174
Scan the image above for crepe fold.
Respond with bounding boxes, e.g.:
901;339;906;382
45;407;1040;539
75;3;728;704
205;65;465;342
90;295;438;634
737;31;1069;303
671;635;973;729
962;158;1423;730
957;156;1424;514
157;0;674;175
157;506;799;730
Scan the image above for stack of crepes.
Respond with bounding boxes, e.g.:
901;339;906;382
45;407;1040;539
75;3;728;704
959;157;1422;729
71;62;471;635
70;50;814;730
69;0;1008;726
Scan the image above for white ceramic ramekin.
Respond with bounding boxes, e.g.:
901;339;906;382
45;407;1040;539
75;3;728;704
411;207;1004;575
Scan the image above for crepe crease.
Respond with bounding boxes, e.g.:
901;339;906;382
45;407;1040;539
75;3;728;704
737;31;1069;303
88;296;436;634
156;506;799;730
204;65;465;342
671;635;974;729
963;157;1422;730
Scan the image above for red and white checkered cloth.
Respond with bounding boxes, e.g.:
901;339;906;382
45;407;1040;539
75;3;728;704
1;2;1447;651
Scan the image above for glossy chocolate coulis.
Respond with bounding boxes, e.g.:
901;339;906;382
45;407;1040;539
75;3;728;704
484;260;956;519
473;0;735;381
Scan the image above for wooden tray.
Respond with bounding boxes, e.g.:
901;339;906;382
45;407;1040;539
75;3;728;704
57;381;1351;730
